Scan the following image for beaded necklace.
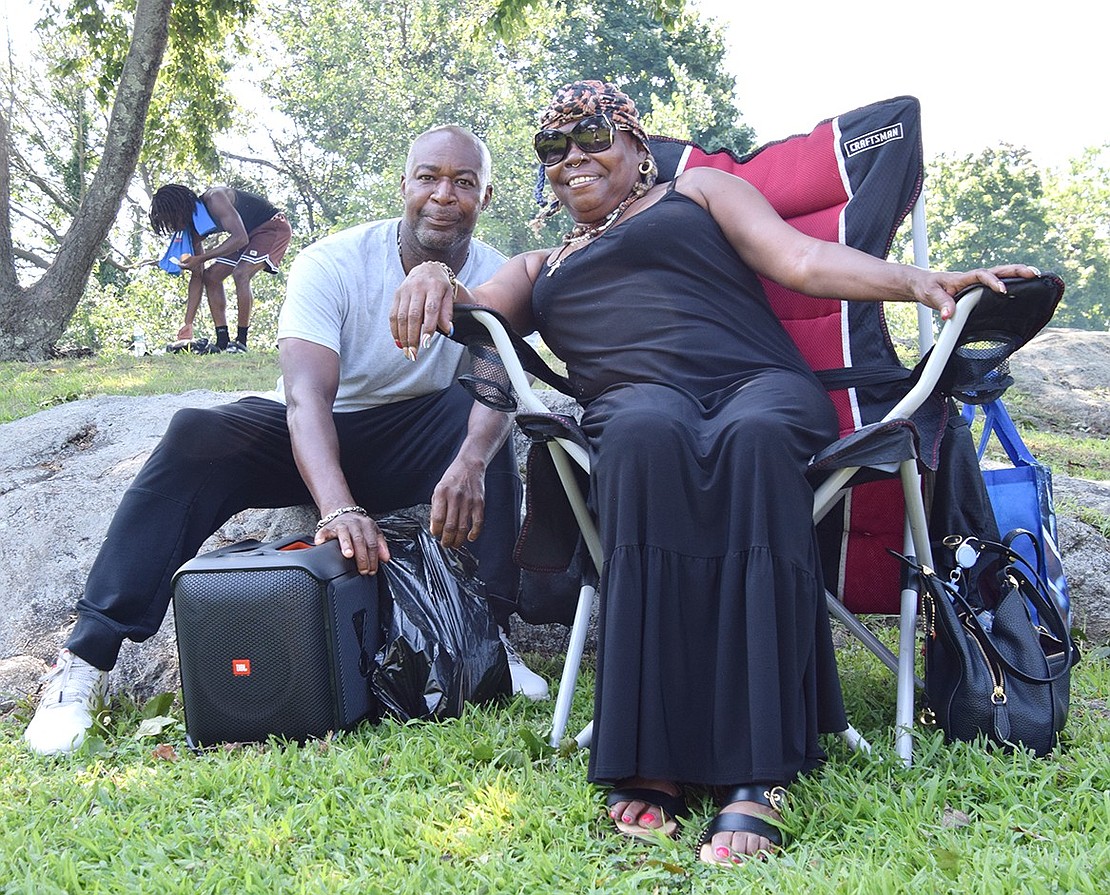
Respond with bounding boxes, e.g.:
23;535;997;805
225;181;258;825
546;191;640;277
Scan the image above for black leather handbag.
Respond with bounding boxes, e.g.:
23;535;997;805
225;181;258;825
901;533;1078;756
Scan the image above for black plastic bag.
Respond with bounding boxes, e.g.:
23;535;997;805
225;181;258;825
371;509;510;720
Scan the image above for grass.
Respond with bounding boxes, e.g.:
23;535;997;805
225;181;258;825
0;350;282;424
3;644;1108;894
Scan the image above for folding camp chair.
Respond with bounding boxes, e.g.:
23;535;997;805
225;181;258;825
451;96;1064;765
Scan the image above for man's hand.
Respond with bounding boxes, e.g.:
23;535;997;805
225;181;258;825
314;511;392;575
178;252;204;274
176;323;195;341
390;261;457;361
429;454;486;549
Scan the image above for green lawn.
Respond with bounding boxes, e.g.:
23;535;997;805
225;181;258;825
3;643;1108;894
0;350;283;424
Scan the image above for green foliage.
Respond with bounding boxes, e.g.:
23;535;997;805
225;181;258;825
488;0;688;40
1;0;259;298
42;0;257;178
923;146;1054;272
517;0;754;156
258;0;747;255
58;262;287;355
1044;145;1110;329
895;145;1110;331
263;0;541;249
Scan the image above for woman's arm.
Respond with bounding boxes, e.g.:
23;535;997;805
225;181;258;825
390;249;549;359
677;168;1038;320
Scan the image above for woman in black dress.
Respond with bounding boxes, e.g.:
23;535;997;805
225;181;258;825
392;80;1037;865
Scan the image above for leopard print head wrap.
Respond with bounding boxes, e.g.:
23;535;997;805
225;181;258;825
538;80;649;154
530;80;654;232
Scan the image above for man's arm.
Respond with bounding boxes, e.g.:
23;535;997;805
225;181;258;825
280;337;391;574
429;399;515;549
177;269;205;340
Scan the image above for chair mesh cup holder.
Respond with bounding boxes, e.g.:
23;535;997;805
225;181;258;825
948;330;1018;404
457;335;518;412
450;303;577;413
926;273;1064;407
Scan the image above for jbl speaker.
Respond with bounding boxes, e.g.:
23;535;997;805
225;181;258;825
171;535;380;747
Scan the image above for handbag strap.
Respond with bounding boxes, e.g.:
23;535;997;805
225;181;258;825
946;536;1074;684
953;575;1073;685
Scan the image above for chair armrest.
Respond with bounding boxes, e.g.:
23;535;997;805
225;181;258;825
449;306;591;471
808;418;919;478
902;273;1063;413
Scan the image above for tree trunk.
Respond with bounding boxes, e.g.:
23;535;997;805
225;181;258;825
0;0;173;360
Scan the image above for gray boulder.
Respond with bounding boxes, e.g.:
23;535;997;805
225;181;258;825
0;392;317;708
1009;328;1110;437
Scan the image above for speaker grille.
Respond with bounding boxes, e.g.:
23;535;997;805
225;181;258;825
174;567;337;744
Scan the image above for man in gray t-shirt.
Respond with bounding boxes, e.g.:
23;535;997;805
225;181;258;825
25;126;546;756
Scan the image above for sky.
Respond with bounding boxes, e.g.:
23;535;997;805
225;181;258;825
693;0;1106;168
3;0;1105;169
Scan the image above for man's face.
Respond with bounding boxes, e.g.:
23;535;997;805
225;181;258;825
401;130;493;255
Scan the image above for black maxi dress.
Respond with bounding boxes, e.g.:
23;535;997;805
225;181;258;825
532;187;848;787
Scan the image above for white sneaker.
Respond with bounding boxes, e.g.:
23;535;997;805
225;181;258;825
500;632;549;701
24;649;109;755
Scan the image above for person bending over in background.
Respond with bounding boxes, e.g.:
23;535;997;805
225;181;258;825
150;184;292;352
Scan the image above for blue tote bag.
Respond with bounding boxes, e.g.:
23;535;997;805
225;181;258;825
962;399;1070;622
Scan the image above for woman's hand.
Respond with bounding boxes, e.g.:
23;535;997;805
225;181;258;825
390;261;457;360
911;264;1042;320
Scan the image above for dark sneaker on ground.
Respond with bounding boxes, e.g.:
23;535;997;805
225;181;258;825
224;340;249;353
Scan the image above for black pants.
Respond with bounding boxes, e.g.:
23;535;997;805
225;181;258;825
68;389;521;670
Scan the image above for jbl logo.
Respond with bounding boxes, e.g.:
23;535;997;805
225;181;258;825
232;659;252;676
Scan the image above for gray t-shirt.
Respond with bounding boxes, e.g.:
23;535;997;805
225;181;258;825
274;219;506;411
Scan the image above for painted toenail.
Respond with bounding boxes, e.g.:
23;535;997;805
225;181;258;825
622;815;633;824
716;846;731;859
640;813;655;824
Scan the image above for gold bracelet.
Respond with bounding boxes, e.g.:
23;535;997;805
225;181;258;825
429;261;459;300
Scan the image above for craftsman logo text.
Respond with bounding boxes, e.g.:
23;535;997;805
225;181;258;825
844;123;904;157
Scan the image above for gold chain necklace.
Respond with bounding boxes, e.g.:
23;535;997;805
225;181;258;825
396;221;468;272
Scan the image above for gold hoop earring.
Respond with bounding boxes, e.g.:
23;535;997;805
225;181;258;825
638;159;653;176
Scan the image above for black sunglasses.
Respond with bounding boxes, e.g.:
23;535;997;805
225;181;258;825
533;114;618;167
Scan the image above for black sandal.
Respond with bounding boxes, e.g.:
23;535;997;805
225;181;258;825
605;786;689;839
696;784;788;864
